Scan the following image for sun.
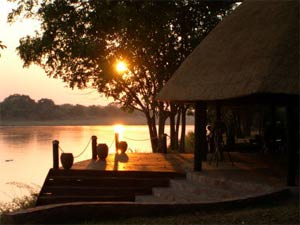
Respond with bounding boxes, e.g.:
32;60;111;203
115;61;128;73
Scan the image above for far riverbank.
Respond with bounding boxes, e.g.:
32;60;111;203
0;117;194;126
0;118;147;126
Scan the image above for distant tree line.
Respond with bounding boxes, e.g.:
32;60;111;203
0;94;143;121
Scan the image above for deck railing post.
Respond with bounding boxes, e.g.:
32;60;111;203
115;133;119;153
52;140;59;169
92;135;97;160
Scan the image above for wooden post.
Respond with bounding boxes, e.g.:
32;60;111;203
194;101;207;171
52;140;59;169
216;101;224;160
115;133;119;153
286;98;299;186
92;135;97;160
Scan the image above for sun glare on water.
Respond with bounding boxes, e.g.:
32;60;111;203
114;124;124;140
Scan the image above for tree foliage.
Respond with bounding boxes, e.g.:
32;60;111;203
0;94;36;119
0;41;6;57
8;0;234;151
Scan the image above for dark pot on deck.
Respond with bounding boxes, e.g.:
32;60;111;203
97;144;109;160
118;141;128;154
60;153;74;170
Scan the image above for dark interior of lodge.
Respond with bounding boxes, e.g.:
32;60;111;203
194;94;299;187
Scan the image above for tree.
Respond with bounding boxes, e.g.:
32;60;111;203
0;94;36;119
36;98;57;119
8;0;233;152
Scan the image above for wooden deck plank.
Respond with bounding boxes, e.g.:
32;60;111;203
72;153;194;172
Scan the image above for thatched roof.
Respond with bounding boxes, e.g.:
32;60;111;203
157;0;299;102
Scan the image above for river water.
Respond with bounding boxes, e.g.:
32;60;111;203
0;125;194;202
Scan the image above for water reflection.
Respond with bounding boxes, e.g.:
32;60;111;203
1;130;34;147
35;129;54;142
0;127;55;149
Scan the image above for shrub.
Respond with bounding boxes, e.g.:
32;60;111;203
166;131;195;153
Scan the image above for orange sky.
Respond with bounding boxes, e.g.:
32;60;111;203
0;1;111;106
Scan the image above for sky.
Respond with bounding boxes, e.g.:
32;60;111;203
0;1;112;106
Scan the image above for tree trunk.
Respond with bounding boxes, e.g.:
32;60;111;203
158;103;167;152
175;106;181;150
179;106;187;153
146;113;158;153
170;104;178;151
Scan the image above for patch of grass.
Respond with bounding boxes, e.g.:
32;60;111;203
168;131;195;153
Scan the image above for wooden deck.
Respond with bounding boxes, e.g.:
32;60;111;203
72;153;194;172
36;152;290;206
36;153;191;206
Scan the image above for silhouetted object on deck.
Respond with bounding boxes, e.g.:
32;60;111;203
96;144;109;160
118;141;128;154
60;153;74;170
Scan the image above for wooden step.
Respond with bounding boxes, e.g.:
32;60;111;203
40;185;153;196
45;176;170;187
49;169;185;179
36;169;184;206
